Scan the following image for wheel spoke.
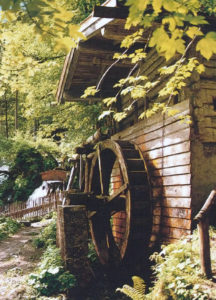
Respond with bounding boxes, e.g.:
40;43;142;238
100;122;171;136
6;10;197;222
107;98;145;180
107;183;128;203
107;196;125;212
104;214;121;263
97;145;104;195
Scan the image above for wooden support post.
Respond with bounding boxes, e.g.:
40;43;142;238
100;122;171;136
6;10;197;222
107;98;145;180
84;157;90;193
197;217;212;278
57;205;92;291
79;155;83;191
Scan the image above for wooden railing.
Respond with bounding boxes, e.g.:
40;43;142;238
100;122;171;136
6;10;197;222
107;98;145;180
194;190;216;278
0;192;63;220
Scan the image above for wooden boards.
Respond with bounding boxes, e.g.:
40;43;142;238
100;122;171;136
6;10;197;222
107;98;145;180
112;99;192;246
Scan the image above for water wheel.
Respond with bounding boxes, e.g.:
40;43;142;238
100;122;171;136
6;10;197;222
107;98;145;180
88;140;152;266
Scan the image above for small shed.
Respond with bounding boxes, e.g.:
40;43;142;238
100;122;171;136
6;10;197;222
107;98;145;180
41;169;67;182
56;0;216;251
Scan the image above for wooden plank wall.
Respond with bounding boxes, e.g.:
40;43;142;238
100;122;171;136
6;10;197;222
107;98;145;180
112;100;192;245
193;55;216;142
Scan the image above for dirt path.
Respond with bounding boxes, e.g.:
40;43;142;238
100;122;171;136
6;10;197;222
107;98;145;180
0;224;43;300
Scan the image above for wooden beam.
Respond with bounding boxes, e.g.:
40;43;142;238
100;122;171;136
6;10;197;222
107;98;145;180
79;40;117;55
93;6;129;19
56;48;78;103
65;47;80;90
63;92;102;103
101;26;146;43
78;57;132;68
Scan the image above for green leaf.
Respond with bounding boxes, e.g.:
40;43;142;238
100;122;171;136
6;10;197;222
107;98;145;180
186;15;208;25
81;86;99;98
162;0;180;12
186;26;203;39
196;32;216;60
196;63;205;74
103;97;117;106
152;0;162;14
113;112;127;122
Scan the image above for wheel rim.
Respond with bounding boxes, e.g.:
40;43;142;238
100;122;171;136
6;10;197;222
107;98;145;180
88;140;152;266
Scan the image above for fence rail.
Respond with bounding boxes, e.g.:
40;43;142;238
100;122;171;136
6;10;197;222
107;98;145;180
0;192;63;220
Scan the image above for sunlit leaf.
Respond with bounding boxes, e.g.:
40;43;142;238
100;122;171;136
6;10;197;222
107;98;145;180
81;86;99;98
186;26;203;39
113;112;127;122
54;37;77;53
196;32;216;60
103;97;117;106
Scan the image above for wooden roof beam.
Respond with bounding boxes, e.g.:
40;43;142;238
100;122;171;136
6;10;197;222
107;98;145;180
79;40;117;54
77;57;132;68
101;26;147;43
63;91;102;103
93;6;129;19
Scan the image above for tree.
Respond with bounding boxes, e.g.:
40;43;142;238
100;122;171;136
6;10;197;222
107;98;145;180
0;145;58;203
0;0;104;163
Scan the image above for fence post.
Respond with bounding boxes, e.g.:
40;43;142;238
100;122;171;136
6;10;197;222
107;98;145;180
194;189;216;279
197;217;212;278
54;192;57;210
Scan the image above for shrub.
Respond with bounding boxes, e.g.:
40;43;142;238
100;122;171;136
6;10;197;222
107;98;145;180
29;245;76;296
30;214;76;297
0;216;21;241
88;240;98;264
33;215;57;248
117;228;216;300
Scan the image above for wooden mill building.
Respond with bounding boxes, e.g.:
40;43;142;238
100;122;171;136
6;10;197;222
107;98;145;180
56;0;216;261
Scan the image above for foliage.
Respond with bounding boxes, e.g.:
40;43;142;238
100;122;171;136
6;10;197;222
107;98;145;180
86;0;216;123
30;214;76;296
0;144;57;203
33;214;57;249
0;0;103;167
69;0;105;24
0;132;59;167
0;0;84;53
29;245;76;296
88;240;98;264
117;228;216;299
117;276;146;300
0;216;21;240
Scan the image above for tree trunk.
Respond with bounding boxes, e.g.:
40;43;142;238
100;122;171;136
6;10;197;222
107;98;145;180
5;93;8;138
15;90;18;130
34;118;39;136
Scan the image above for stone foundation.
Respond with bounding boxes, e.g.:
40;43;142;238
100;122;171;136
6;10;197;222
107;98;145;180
57;205;92;288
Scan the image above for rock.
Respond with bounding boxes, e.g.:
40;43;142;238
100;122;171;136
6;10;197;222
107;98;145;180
6;286;26;300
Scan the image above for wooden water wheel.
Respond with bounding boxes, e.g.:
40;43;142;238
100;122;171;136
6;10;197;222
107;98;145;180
88;140;152;266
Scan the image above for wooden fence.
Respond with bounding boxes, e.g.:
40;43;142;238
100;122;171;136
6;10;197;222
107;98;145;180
0;192;63;220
